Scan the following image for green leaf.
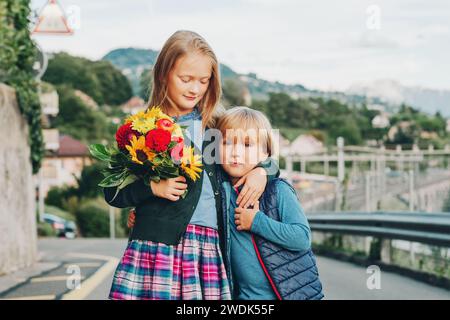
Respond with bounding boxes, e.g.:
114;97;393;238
110;151;129;166
168;141;177;149
108;145;121;156
118;174;139;190
98;170;128;187
158;166;179;177
107;174;139;203
149;175;161;183
89;144;111;162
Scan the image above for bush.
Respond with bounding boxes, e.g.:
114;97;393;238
0;0;44;174
76;162;107;199
37;222;57;237
45;185;76;208
75;203;109;237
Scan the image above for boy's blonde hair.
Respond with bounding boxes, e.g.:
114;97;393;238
148;30;222;129
216;106;274;156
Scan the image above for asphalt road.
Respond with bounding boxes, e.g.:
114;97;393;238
1;239;449;300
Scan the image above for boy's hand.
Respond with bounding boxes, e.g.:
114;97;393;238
234;201;260;231
234;167;266;209
127;209;136;229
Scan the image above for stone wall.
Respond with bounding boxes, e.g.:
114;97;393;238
0;83;37;275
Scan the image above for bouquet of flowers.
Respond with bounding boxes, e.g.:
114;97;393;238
89;106;202;200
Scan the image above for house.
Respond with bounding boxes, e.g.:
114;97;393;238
74;89;99;110
39;83;59;127
420;131;438;140
121;96;146;115
41;135;92;196
288;134;324;156
271;131;291;158
372;113;390;128
39;87;59;116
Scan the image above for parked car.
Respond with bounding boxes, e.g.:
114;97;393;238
43;213;77;239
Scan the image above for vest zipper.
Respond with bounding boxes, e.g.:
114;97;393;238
251;235;282;300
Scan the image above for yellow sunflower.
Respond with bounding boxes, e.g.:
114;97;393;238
147;106;173;121
125;135;156;165
131;117;156;134
181;146;203;181
125;110;146;124
126;107;174;134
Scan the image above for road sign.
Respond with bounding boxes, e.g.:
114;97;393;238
32;0;73;35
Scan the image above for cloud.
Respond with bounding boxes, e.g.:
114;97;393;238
30;0;450;91
346;31;400;49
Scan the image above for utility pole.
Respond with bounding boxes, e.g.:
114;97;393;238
109;206;116;239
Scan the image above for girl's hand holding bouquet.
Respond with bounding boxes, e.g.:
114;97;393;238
89;106;202;201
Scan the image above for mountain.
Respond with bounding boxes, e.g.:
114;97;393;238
102;48;448;117
102;48;158;96
102;47;313;100
347;79;450;117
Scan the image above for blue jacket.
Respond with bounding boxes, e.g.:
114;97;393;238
219;177;324;300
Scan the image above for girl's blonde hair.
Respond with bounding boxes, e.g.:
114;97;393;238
148;30;222;129
216;106;275;156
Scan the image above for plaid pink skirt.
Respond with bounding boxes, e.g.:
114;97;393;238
109;224;231;300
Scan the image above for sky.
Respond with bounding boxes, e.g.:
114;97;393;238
30;0;450;92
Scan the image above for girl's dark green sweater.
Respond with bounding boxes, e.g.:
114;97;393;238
103;127;279;245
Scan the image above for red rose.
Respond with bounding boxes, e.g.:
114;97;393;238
145;128;171;152
116;123;139;149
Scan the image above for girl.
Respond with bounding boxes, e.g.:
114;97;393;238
104;31;277;300
217;107;324;300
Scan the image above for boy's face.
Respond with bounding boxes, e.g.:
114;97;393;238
220;129;269;179
167;52;212;114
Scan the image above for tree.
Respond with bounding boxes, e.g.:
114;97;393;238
222;78;247;107
139;68;152;100
91;60;132;105
328;116;363;145
53;85;114;143
286;98;316;129
43;52;104;104
391;124;419;145
76;162;107;199
43;52;132;106
266;92;291;126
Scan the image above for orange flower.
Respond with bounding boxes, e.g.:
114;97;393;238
156;118;174;132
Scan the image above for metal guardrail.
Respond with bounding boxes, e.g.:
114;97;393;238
309;211;450;247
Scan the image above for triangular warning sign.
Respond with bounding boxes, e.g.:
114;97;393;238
33;0;73;35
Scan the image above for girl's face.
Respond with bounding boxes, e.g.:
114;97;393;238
167;52;212;116
220;129;269;180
